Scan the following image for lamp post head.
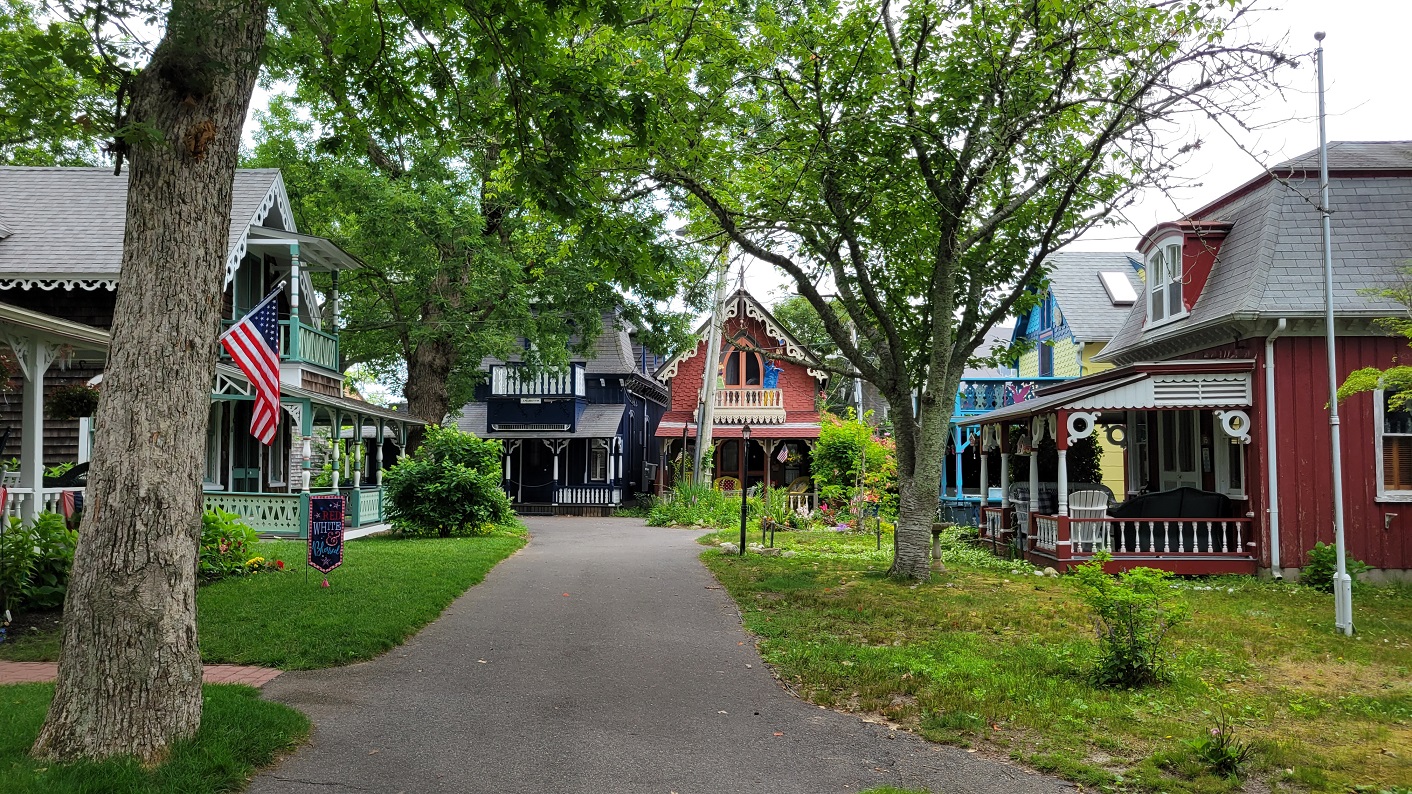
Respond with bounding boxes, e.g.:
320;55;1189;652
742;424;752;441
1314;31;1325;42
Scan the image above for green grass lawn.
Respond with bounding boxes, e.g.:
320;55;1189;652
0;684;308;793
700;528;1412;793
1;527;526;669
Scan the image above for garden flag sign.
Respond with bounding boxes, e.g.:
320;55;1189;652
308;493;345;575
219;287;283;445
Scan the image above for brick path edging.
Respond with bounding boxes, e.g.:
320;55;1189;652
0;661;281;687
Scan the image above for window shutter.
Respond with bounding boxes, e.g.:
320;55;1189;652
1385;436;1412;491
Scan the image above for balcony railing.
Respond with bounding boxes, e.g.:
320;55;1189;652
221;318;341;373
490;363;586;398
282;321;340;372
714;388;786;424
953;377;1067;417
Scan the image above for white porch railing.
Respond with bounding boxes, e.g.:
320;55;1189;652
1034;515;1059;552
714;388;786;424
788;491;816;515
555;485;621;505
982;506;1004;540
1097;517;1251;555
2;488;72;520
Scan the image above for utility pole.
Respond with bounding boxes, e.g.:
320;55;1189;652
695;248;730;483
1315;31;1354;635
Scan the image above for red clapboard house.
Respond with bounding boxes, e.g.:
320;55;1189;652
960;142;1412;581
654;288;827;495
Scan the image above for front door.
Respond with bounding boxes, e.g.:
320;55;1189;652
230;401;262;493
1158;410;1200;490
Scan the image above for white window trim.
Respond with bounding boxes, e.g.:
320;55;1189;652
1143;235;1190;330
1374;388;1412;501
589;440;609;482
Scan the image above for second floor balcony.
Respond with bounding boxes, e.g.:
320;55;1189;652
490;363;587;399
221;318;341;374
714;387;785;424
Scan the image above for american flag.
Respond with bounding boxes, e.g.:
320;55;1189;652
60;489;79;519
219;288;283;445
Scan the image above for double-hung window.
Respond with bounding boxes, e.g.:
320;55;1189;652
590;441;609;482
1146;238;1186;327
1377;389;1412;498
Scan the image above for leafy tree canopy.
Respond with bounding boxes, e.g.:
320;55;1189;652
0;0;108;164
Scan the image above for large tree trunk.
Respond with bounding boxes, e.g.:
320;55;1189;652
405;338;456;424
32;0;268;764
887;383;953;580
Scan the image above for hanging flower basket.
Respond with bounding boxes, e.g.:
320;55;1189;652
46;384;100;420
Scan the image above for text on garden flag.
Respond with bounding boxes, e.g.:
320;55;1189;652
308;494;345;574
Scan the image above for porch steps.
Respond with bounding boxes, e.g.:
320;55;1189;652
513;503;617;518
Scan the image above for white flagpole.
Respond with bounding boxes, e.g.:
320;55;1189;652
1315;31;1354;635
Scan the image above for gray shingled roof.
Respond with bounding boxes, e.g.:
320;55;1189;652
1043;251;1143;342
1273;141;1412;172
453;402;626;439
1098;147;1412;363
478;311;653;377
0;167;283;278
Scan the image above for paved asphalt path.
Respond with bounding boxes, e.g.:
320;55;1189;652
250;517;1070;794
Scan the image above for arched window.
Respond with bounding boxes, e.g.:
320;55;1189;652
721;334;764;388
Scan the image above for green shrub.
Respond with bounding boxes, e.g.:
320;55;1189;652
813;410;898;521
200;509;261;581
0;512;79;616
23;513;77;609
1071;552;1189;687
384;425;512;537
648;479;739;528
1301;540;1371;593
0;517;35;618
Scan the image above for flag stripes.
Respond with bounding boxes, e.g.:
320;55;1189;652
219;287;284;445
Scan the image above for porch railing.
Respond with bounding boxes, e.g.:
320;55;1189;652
2;488;73;520
1068;517;1253;556
203;486;391;537
980;506;1006;540
788;491;816;515
555;485;621;505
204;492;304;536
1034;515;1060;552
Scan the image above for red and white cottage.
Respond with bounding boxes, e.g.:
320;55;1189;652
962;141;1412;581
654;288;826;493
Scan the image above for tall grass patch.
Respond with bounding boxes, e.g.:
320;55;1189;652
701;528;1412;793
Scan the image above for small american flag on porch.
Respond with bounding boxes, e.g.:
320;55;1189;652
60;489;81;519
219;287;283;445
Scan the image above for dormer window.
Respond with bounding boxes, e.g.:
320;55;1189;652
1145;238;1186;327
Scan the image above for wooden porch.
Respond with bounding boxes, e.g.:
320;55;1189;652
980;506;1257;573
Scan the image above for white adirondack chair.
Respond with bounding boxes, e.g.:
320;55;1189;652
1068;490;1110;553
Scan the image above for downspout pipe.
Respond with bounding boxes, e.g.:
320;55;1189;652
1265;318;1287;578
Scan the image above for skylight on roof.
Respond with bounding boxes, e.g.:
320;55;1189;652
1099;271;1137;305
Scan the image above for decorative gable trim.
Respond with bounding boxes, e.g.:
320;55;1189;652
657;289;828;383
0;277;116;291
225;172;296;289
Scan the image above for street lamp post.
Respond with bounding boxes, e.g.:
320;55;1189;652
739;425;752;556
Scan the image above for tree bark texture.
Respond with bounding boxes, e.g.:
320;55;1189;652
33;0;268;764
404;337;455;424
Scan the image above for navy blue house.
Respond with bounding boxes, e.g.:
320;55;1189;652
452;315;667;514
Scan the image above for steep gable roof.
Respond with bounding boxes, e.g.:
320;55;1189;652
655;288;826;382
0;166;291;287
1097;142;1412;364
